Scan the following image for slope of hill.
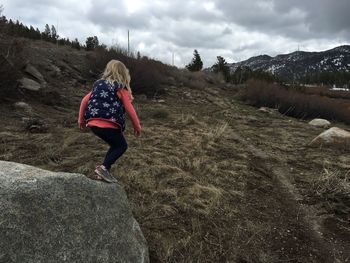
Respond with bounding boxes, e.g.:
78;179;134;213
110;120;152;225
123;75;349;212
230;45;350;81
0;36;350;262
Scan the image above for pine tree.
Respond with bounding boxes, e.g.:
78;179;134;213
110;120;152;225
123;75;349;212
42;24;51;40
212;56;230;82
51;25;57;40
71;38;81;50
85;36;99;51
186;49;203;71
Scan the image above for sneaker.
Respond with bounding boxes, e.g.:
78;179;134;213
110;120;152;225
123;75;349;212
94;165;116;183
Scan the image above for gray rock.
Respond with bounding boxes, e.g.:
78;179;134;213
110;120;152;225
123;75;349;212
18;77;42;91
24;64;46;84
308;118;331;128
14;101;33;113
0;161;149;263
309;127;350;150
258;107;277;114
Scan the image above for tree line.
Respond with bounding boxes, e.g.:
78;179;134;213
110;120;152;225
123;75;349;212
0;12;104;51
186;49;277;84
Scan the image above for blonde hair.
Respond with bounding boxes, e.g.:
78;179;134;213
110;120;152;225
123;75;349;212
101;60;134;100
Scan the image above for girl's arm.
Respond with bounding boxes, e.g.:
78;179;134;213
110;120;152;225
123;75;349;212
117;89;141;134
78;92;92;127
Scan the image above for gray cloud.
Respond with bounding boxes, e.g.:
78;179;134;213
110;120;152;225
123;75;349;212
216;0;350;40
1;0;349;67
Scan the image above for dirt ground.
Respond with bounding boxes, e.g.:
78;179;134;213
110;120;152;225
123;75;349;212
0;39;349;262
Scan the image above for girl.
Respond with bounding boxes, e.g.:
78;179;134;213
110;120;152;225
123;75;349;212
78;60;141;183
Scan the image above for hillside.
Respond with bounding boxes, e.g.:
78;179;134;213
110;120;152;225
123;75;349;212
230;45;350;81
0;36;350;262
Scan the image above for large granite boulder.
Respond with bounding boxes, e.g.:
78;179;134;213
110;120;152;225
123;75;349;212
0;161;149;263
309;127;350;150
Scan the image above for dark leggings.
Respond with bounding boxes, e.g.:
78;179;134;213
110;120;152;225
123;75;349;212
90;126;128;170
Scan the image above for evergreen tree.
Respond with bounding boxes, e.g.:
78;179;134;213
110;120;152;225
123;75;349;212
85;36;99;51
51;25;57;40
42;24;51;40
71;38;81;50
186;49;203;71
212;56;230;82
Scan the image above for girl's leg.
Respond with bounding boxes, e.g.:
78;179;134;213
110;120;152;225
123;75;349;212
90;127;128;170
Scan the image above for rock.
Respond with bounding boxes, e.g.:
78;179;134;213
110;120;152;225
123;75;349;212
0;161;149;263
308;118;331;128
14;101;33;113
18;77;42;91
24;64;45;83
258;107;277;114
309;127;350;149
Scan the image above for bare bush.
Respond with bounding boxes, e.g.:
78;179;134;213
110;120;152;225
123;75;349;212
312;168;350;214
86;46;169;96
239;79;350;124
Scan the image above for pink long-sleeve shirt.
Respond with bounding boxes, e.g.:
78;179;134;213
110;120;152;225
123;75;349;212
78;88;141;131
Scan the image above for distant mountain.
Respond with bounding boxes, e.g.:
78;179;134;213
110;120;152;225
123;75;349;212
229;45;350;81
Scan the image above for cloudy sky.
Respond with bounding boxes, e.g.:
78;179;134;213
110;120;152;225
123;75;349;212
1;0;350;67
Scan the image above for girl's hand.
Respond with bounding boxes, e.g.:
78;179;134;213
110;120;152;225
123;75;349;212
134;128;141;137
78;122;86;130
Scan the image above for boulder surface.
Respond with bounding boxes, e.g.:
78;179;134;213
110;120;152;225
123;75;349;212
309;127;350;149
0;161;149;263
18;77;42;91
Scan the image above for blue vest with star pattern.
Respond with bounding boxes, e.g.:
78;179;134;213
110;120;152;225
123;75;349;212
84;79;126;131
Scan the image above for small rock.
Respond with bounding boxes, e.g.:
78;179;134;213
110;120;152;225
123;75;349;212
18;78;42;91
157;99;165;103
258;107;277;114
309;118;331;128
14;102;33;113
310;127;350;150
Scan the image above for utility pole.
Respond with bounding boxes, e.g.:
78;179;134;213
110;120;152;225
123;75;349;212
127;30;130;56
172;52;175;66
56;19;59;48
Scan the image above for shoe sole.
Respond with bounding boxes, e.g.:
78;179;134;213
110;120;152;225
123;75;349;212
94;168;114;183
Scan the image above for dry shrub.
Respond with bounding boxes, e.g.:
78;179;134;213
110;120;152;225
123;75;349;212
302;85;350;100
312;168;350;214
240;79;350;124
171;69;224;90
87;46;170;96
177;183;222;215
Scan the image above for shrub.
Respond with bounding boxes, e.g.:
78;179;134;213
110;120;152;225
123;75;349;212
312;168;350;215
239;79;350;124
86;46;169;97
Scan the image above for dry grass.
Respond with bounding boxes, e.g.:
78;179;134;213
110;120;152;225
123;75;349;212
1;56;350;261
312;168;350;214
